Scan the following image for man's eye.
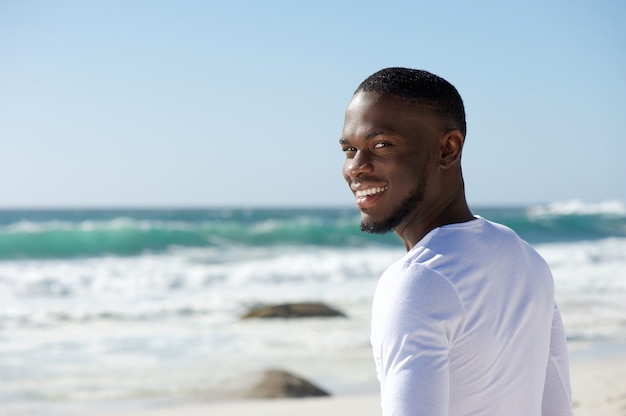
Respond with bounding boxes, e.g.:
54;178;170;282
373;142;389;149
342;147;357;152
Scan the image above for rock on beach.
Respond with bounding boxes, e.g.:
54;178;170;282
246;369;331;399
241;302;347;319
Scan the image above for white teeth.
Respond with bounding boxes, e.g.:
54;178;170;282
356;186;388;198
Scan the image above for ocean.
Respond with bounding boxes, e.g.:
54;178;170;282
1;201;625;414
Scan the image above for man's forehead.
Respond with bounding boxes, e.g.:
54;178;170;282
343;91;446;139
347;91;409;116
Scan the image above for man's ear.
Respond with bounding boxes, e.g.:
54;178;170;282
438;130;464;169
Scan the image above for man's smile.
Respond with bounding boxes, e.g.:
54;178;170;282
352;185;389;210
355;185;388;199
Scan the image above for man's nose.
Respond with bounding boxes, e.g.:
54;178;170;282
344;150;374;179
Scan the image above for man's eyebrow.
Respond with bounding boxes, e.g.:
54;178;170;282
364;130;390;139
339;130;391;145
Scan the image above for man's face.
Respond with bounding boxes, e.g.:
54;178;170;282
340;91;442;234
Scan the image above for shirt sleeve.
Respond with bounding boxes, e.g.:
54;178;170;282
541;304;573;415
373;264;464;416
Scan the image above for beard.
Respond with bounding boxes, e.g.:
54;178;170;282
360;166;428;234
360;188;425;234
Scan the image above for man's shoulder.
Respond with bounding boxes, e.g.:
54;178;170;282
400;216;549;278
429;217;527;248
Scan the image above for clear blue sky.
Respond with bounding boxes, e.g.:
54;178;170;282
1;0;624;208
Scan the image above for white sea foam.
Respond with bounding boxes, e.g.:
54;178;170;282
0;218;208;234
535;237;626;342
528;199;626;217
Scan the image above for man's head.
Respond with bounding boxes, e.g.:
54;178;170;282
340;68;468;239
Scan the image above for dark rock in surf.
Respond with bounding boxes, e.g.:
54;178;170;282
241;302;347;319
246;369;331;399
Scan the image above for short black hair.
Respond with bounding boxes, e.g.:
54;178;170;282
355;67;466;136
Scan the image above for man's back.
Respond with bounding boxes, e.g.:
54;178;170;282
371;217;572;415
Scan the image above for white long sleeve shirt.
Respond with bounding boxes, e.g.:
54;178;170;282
371;217;572;415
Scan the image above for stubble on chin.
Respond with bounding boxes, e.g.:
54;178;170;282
360;189;425;235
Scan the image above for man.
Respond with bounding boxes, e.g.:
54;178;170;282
340;68;572;415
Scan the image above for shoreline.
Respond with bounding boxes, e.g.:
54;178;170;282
90;348;626;416
3;342;624;416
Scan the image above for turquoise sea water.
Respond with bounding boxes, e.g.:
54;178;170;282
0;201;625;414
1;202;624;259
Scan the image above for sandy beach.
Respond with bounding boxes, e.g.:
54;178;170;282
568;356;626;416
96;354;626;416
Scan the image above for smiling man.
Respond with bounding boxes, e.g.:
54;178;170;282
340;68;572;415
